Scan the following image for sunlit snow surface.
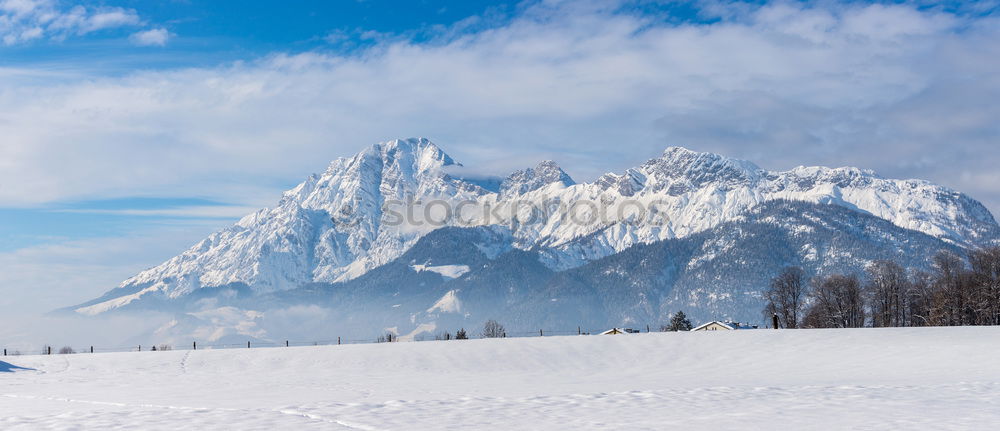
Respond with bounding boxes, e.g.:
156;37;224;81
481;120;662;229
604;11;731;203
3;327;1000;430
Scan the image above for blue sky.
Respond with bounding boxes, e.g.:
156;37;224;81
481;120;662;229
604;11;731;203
0;0;999;322
2;1;519;70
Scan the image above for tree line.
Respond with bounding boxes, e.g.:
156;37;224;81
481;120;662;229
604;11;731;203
764;247;1000;328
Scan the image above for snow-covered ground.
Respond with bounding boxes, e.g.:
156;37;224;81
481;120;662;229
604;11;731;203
3;327;1000;430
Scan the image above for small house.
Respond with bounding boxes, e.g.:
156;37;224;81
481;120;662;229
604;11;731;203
691;321;735;331
599;328;627;335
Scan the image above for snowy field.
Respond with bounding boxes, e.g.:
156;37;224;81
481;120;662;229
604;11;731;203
3;327;1000;430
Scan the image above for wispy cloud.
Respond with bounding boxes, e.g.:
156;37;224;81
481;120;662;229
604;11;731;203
0;0;144;45
54;204;262;218
0;0;997;211
129;27;170;46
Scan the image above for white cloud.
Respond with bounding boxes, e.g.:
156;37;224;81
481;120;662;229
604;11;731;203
0;0;140;44
130;27;169;46
0;0;997;216
54;204;262;218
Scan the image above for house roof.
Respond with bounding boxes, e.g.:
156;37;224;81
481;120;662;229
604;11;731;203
599;328;628;335
691;321;734;331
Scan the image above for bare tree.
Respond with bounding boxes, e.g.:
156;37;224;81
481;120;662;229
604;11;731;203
481;320;505;338
901;248;1000;327
764;266;806;328
58;346;75;354
803;274;865;328
969;247;1000;325
931;251;969;326
907;270;935;327
865;260;909;327
772;247;1000;329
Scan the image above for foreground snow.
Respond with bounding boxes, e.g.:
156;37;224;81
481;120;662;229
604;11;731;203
3;327;1000;430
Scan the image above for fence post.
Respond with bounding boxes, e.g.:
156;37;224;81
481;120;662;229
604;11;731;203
48;346;52;355
540;329;543;337
193;341;197;350
578;326;581;335
138;345;141;352
647;325;650;333
248;341;251;349
90;346;94;354
338;336;341;345
286;340;289;347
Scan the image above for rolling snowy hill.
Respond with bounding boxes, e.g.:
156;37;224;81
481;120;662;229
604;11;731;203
67;138;1000;341
3;327;1000;430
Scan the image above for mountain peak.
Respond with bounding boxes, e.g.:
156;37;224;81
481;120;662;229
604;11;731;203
501;160;575;196
322;137;455;175
370;137;456;171
659;146;762;173
533;160;574;182
635;146;764;189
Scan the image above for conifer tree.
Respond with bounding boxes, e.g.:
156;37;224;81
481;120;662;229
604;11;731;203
667;311;693;331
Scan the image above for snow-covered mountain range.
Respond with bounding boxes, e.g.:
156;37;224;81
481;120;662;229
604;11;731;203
69;138;999;339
